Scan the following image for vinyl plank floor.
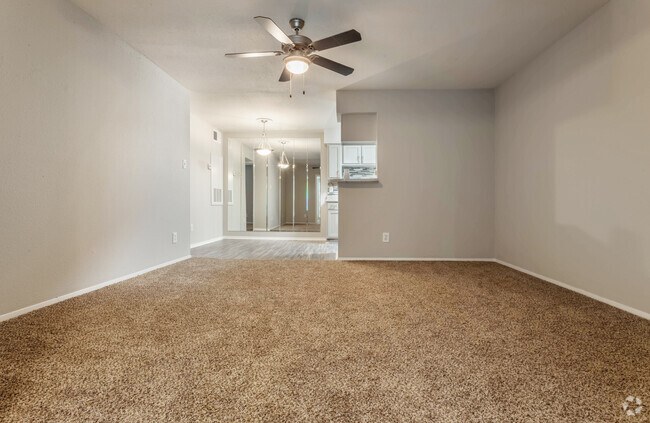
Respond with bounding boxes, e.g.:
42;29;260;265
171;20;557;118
270;224;321;232
191;239;338;260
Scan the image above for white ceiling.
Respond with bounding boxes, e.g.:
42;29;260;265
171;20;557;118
70;0;608;132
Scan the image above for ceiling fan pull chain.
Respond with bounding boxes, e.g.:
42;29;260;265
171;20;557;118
289;72;293;98
302;73;306;95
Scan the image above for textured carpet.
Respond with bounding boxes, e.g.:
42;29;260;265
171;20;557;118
1;259;648;422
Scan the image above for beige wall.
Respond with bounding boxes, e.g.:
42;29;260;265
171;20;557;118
336;90;495;259
495;0;650;314
190;114;223;245
0;0;190;316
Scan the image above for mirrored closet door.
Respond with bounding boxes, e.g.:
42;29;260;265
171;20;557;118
227;138;321;233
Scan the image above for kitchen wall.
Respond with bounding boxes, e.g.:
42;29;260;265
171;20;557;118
336;90;495;259
0;0;190;317
190;114;223;246
494;0;650;315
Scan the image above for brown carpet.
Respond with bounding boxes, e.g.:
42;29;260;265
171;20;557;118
1;259;648;422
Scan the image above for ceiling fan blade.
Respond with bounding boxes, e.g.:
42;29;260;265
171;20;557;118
225;51;283;58
254;16;293;45
311;29;361;52
279;67;291;82
310;55;354;76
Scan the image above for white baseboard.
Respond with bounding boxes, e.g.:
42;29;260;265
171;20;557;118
337;257;494;262
337;256;648;320
3;254;645;324
190;237;224;249
0;255;192;323
223;236;327;241
494;259;650;321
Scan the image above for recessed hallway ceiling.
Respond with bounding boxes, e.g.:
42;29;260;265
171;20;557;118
69;0;608;132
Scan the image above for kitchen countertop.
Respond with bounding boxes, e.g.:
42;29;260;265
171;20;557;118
337;178;379;183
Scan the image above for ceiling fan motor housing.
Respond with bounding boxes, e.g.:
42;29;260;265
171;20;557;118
283;33;313;58
290;18;305;32
285;18;313;58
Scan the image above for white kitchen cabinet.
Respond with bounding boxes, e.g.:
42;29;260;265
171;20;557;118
328;145;342;179
342;145;376;165
361;145;376;164
342;146;361;164
327;203;339;239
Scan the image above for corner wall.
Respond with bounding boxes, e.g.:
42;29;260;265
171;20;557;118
336;90;495;259
494;0;650;315
0;0;190;317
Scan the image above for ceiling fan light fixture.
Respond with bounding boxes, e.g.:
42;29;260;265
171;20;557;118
284;56;310;75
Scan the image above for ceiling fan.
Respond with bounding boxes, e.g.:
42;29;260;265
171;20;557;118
225;16;361;81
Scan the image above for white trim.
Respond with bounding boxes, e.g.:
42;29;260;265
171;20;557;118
190;237;224;249
0;255;192;323
5;253;644;324
223;236;327;242
494;259;650;321
337;257;649;320
337;257;494;262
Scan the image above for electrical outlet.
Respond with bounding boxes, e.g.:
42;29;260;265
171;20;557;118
182;159;188;169
383;232;390;243
172;232;178;244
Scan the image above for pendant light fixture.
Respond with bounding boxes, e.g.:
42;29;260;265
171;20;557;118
278;141;290;168
255;118;273;156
